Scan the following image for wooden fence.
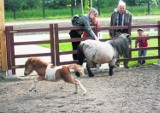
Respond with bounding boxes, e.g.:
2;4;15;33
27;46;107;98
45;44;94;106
5;21;160;75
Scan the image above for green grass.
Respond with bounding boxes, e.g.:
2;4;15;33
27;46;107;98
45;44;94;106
40;42;72;51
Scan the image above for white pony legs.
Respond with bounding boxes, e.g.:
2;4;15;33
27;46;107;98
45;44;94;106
29;78;39;92
75;79;87;95
75;84;79;94
79;82;87;95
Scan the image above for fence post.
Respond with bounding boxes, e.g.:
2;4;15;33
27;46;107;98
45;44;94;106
0;0;7;71
9;26;16;75
54;24;60;66
5;26;12;76
157;21;160;64
49;24;55;65
94;24;98;37
127;22;132;59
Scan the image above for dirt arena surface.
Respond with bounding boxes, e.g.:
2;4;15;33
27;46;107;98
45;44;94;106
0;65;160;113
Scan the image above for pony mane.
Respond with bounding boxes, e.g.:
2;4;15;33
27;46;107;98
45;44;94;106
109;33;131;56
26;57;48;68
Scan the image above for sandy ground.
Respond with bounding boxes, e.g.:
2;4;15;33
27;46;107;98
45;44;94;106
0;65;160;113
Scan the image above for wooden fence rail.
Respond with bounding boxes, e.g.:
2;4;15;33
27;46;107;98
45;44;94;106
5;24;55;74
5;21;160;75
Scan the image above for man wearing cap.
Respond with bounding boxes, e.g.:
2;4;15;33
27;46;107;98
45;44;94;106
69;8;100;60
135;28;149;65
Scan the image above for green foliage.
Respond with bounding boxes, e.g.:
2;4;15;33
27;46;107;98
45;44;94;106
5;0;41;10
4;0;160;11
83;0;90;14
40;42;72;51
102;0;118;8
44;0;70;9
125;0;160;7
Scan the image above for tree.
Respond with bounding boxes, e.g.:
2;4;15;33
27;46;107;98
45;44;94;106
83;0;90;14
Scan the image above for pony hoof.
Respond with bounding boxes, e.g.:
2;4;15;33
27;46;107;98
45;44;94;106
73;92;78;94
34;90;37;92
109;73;113;76
83;92;87;95
29;89;33;92
109;71;113;76
89;75;94;77
125;66;129;68
89;74;95;77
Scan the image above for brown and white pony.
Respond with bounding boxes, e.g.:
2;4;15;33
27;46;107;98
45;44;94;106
24;57;87;95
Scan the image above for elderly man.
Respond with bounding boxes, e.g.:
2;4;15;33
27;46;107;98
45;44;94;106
69;8;100;60
109;1;132;38
109;1;132;68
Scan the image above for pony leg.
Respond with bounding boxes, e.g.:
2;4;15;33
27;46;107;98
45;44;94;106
74;84;79;94
29;77;43;92
77;43;85;65
86;63;95;77
75;79;87;95
109;63;114;76
108;58;117;76
29;78;39;92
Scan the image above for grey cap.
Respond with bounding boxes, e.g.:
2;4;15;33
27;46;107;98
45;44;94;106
137;28;144;32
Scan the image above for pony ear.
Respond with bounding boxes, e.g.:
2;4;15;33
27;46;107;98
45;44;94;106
125;34;131;44
125;33;130;38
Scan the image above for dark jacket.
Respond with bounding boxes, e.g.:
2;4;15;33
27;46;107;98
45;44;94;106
75;14;96;38
109;10;132;38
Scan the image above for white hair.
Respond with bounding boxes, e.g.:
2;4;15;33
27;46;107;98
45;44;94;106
118;1;126;7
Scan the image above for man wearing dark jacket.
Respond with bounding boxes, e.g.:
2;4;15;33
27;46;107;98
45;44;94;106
109;1;132;68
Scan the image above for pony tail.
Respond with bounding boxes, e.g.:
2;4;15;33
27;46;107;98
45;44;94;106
77;43;85;65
